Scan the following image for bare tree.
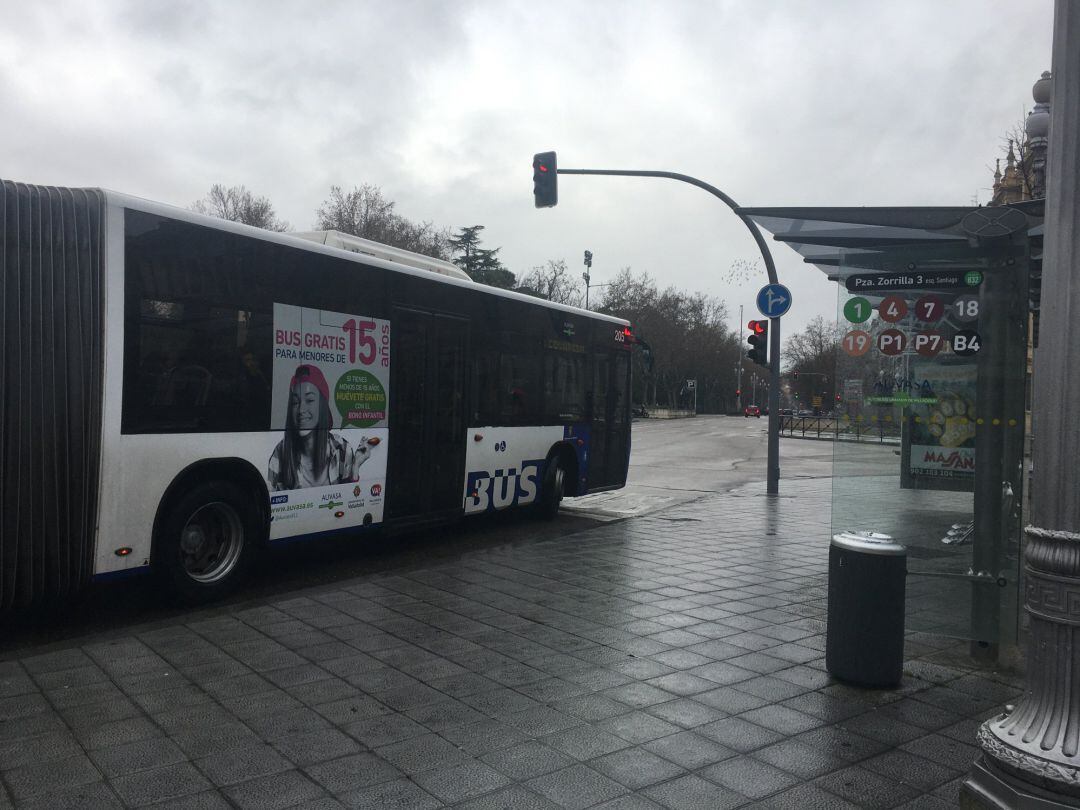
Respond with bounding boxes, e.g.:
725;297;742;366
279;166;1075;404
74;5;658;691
517;260;584;306
785;315;841;403
598;268;739;412
315;184;450;259
191;184;289;231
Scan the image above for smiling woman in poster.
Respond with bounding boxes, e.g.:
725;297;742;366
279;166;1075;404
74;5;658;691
268;364;373;490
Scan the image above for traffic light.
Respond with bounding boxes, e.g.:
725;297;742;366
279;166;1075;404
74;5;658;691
637;336;654;373
533;151;558;208
793;370;799;381
747;320;769;368
736;388;741;397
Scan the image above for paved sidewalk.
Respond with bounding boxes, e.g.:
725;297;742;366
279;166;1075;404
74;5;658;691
0;480;1023;808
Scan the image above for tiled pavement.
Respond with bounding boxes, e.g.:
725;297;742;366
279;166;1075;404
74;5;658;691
0;480;1024;808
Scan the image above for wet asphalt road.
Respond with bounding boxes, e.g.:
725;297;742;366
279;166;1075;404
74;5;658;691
0;416;830;654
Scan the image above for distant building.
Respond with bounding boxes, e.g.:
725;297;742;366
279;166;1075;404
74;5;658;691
990;140;1028;205
989;70;1051;206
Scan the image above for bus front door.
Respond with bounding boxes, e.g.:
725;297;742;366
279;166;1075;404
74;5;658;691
589;350;630;489
386;309;468;522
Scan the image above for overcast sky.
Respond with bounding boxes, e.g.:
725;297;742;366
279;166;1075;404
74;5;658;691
1;1;1054;337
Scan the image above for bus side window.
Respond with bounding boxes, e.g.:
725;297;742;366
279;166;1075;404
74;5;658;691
472;350;501;425
501;354;526;421
544;352;585;422
611;352;629;423
499;348;539;424
126;298;271;433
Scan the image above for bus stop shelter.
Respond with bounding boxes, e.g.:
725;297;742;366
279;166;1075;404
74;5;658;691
738;200;1044;660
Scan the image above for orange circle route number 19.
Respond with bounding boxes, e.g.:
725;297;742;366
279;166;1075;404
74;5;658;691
842;330;872;357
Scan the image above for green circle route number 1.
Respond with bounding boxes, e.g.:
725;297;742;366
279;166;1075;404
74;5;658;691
844;296;872;324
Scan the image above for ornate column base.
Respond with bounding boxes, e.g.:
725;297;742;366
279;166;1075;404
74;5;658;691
961;754;1079;809
963;525;1080;807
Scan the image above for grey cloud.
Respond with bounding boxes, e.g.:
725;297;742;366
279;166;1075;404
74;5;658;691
0;0;1054;339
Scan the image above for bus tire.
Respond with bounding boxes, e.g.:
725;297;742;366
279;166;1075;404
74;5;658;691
536;457;565;520
155;479;261;603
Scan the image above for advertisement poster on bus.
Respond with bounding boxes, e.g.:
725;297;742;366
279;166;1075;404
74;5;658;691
266;303;391;538
901;361;976;492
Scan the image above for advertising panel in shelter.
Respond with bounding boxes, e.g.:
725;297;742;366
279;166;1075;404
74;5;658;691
905;363;977;484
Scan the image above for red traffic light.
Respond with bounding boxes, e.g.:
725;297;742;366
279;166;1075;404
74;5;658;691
736;389;741;396
533;151;558;208
747;320;769;368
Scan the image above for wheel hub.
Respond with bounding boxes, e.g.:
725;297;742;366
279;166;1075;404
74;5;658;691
179;500;244;584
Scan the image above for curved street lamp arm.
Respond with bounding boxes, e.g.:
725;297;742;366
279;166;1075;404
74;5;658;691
556;168;778;285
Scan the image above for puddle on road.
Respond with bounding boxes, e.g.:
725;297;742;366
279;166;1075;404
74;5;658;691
561;488;688;521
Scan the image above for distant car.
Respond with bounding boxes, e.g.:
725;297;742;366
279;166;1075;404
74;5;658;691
797;409;814;418
779;408;794;416
744;405;761;418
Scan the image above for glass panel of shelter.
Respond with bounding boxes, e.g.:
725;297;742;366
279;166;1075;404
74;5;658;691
831;242;1027;650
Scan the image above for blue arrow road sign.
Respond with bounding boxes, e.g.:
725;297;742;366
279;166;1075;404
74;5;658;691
757;283;792;318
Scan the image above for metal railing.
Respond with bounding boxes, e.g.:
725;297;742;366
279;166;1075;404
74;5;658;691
780;415;902;444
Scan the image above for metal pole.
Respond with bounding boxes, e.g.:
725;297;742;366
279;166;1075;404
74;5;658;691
737;305;744;414
558;168;782;493
583;250;593;310
768;316;780;492
962;5;1080;805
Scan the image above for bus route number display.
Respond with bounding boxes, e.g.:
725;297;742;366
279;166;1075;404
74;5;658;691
842;290;981;358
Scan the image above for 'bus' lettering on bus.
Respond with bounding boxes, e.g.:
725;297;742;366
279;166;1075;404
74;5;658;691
464;461;542;514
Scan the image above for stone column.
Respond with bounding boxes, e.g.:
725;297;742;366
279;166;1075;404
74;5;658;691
962;2;1080;806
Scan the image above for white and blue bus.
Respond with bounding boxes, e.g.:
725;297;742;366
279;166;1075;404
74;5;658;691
0;180;634;605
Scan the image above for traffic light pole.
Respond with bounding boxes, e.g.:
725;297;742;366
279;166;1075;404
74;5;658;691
558;168;781;494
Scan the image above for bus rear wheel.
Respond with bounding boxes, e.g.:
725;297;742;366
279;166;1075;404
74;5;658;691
156;480;261;603
536;457;565;520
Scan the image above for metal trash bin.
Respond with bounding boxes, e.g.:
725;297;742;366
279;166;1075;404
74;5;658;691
826;531;906;687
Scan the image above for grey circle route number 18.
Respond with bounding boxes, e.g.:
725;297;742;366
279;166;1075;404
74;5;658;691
953;294;979;323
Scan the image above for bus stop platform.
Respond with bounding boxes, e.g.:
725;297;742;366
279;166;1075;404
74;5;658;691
0;479;1022;809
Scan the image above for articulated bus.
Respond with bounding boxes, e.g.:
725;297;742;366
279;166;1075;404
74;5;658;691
0;180;634;606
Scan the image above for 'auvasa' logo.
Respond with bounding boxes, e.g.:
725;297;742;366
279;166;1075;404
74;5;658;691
464;460;543;515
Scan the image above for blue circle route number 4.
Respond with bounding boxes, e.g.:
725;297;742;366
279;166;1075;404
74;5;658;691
757;283;792;318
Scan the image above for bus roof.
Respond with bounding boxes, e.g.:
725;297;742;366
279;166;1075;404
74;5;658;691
102;187;630;327
291;230;472;282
